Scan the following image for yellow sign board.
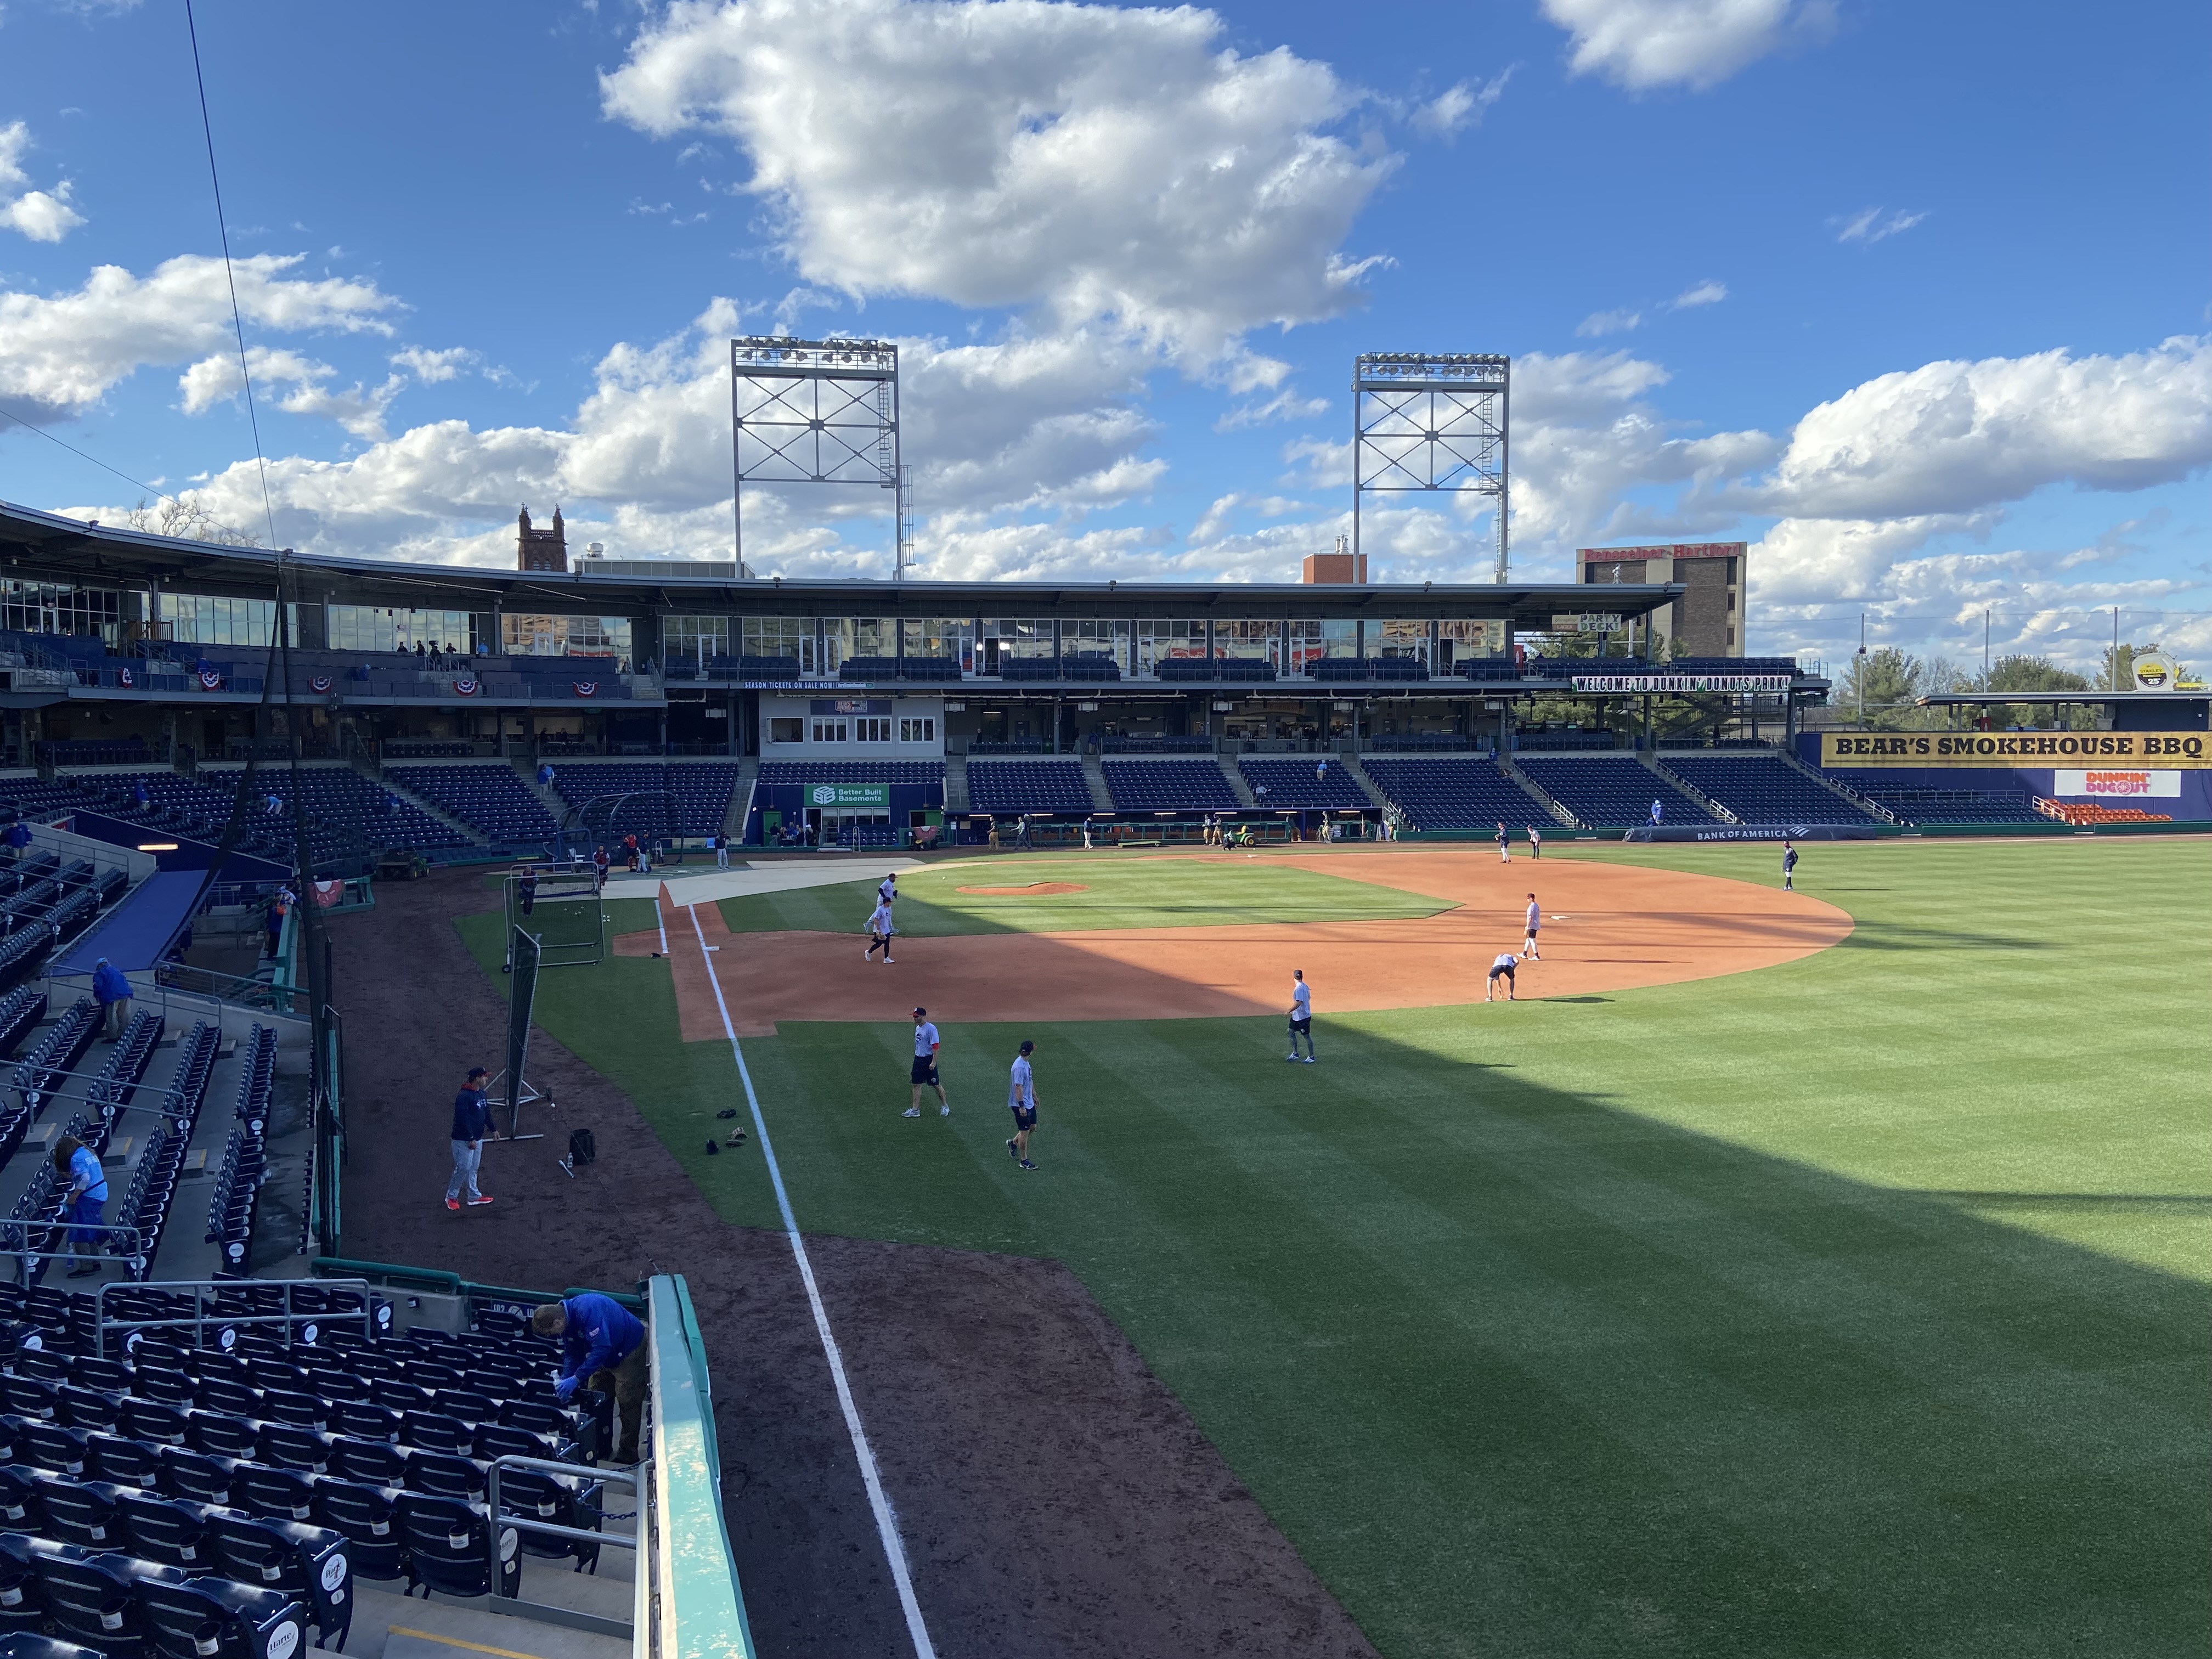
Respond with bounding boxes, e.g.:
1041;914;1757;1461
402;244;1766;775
1822;731;2212;769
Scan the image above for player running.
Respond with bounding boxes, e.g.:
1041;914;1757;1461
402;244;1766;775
865;898;896;963
1286;968;1315;1063
903;1007;950;1118
1486;950;1519;1001
1521;894;1542;960
1005;1039;1039;1170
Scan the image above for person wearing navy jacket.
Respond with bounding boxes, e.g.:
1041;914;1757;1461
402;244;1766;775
445;1066;495;1212
533;1294;648;1462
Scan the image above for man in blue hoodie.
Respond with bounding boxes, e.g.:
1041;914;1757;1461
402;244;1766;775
91;958;132;1041
532;1294;647;1462
445;1066;495;1212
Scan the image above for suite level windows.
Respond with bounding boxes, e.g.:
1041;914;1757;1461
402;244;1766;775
810;718;848;743
769;718;804;744
899;716;935;743
666;616;730;663
854;717;893;743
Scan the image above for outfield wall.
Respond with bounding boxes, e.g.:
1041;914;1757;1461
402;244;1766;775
1798;732;2212;820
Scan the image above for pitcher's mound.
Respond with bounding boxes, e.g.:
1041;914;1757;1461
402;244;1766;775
957;882;1091;896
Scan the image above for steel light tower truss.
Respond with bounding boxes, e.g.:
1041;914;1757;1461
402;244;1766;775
731;336;903;577
1353;352;1510;583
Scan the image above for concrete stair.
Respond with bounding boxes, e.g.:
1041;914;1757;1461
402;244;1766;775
1340;755;1391;809
723;757;758;838
943;754;970;814
1774;744;1900;822
1214;755;1259;808
1079;753;1114;811
1499;757;1583;828
1645;753;1740;824
375;771;484;844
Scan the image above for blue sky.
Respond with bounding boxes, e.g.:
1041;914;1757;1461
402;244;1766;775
1;0;2206;672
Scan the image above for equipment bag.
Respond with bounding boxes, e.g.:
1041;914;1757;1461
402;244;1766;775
568;1127;596;1167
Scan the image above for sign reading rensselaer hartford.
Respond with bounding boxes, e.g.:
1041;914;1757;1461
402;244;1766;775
1573;673;1792;693
1823;732;2212;769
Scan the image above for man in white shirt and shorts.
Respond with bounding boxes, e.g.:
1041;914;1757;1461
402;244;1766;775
865;899;896;963
1521;894;1542;960
1286;969;1315;1063
1005;1039;1039;1170
903;1008;949;1117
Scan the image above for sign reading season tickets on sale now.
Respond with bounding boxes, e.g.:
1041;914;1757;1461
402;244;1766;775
809;783;891;808
1822;731;2212;769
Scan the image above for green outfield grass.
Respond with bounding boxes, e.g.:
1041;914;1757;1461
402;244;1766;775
710;855;1447;937
455;839;2212;1657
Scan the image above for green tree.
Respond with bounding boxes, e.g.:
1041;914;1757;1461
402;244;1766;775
1983;654;2094;730
1837;646;1930;729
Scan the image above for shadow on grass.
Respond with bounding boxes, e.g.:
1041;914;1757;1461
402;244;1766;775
1835;918;2051;951
1917;1189;2212;1212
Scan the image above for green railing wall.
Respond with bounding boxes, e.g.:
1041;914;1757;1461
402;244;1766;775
647;1274;756;1659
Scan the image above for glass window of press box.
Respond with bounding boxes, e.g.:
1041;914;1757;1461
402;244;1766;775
665;616;730;665
1437;619;1505;665
1376;619;1433;667
744;616;817;672
157;593;278;650
1063;618;1130;671
500;613;633;670
979;619;1054;672
822;619;894;671
1216;620;1278;666
325;605;486;655
3;581;126;646
901;618;975;670
1283;619;1358;674
1135;619;1210;674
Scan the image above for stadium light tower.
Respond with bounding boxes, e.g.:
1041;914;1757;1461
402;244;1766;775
1352;352;1510;583
731;336;905;578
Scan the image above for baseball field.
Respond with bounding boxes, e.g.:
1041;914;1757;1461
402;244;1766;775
456;837;2210;1656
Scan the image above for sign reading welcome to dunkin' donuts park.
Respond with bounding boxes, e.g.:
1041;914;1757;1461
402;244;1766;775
808;783;891;808
1822;731;2212;769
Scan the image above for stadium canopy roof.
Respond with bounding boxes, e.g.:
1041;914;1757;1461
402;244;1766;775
0;498;1683;625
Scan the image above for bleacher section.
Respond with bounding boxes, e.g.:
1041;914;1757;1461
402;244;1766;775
1101;760;1239;812
1660;755;1879;824
1237;758;1369;810
1514;757;1719;828
966;760;1093;815
752;761;943;787
1360;758;1555;831
1830;776;2046;825
549;764;741;838
0;1278;626;1659
251;768;470;854
386;766;558;848
1;775;293;866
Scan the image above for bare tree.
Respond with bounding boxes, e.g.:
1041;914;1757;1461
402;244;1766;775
125;493;259;548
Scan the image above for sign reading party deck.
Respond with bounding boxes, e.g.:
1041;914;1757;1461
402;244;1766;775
1823;732;2212;769
809;783;891;808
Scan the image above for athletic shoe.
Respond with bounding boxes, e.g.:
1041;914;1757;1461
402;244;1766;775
1285;1054;1298;1062
467;1194;494;1206
1019;1160;1037;1170
1006;1138;1019;1162
445;1198;461;1211
884;958;895;964
901;1107;922;1118
1304;1056;1316;1064
939;1104;950;1116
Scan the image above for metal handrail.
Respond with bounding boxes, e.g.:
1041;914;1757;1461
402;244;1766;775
93;1276;374;1355
486;1453;640;1641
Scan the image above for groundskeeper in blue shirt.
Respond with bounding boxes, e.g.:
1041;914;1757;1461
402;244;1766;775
552;1293;646;1402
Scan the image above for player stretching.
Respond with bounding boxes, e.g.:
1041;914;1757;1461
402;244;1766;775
1521;894;1542;960
1486;950;1519;1001
1005;1039;1039;1170
864;898;896;963
903;1007;949;1118
1286;968;1315;1063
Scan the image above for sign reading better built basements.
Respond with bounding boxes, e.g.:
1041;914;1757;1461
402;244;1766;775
808;783;891;808
1822;732;2212;768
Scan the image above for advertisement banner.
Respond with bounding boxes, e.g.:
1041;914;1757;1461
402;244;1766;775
1823;731;2212;769
1574;673;1791;693
1623;823;1883;843
2051;769;2182;798
808;783;890;809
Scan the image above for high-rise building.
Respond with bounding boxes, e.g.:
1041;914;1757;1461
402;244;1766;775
1577;542;1745;656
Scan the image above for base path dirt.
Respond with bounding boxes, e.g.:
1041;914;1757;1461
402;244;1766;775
631;847;1851;1036
330;871;1379;1659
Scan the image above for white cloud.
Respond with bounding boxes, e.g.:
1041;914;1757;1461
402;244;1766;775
1576;307;1643;338
1214;387;1331;431
1668;279;1727;309
1411;68;1515;138
1756;335;2212;520
0;254;398;421
1542;0;1836;92
390;346;477;383
600;0;1396;363
0;121;87;244
1836;206;1927;245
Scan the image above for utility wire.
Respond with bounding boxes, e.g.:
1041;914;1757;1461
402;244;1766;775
184;0;278;552
0;406;258;543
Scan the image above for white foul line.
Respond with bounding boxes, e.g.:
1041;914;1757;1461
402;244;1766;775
685;905;938;1659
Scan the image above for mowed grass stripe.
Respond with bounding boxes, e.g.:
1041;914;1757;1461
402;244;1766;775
460;838;2211;1656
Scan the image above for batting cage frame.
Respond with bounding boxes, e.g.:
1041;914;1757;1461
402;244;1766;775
503;864;608;970
557;788;684;862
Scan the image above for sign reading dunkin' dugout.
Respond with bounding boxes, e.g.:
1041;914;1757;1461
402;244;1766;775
1823;731;2212;769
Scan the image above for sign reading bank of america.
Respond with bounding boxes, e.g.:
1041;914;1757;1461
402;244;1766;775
1572;673;1792;693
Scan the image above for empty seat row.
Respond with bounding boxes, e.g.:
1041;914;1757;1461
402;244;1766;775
205;1030;277;1273
383;769;556;848
1361;758;1555;831
1658;755;1878;824
1100;761;1239;812
966;762;1092;814
1236;759;1369;810
0;997;43;1068
1513;757;1720;828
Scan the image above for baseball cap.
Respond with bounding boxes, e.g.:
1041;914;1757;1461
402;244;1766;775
912;1006;927;1017
467;1066;489;1080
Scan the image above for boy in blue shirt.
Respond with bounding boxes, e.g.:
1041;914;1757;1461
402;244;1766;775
54;1134;107;1278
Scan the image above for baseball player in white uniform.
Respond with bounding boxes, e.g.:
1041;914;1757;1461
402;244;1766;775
1006;1039;1039;1169
865;899;896;963
1521;894;1542;960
